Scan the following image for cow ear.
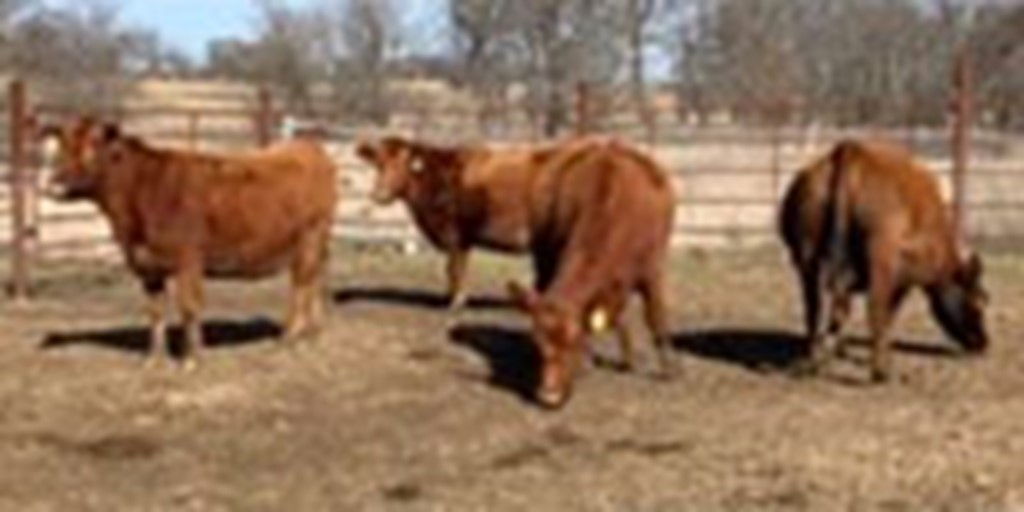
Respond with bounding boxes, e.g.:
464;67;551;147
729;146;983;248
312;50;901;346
100;122;121;143
507;281;540;312
38;126;62;162
408;153;427;174
960;252;984;284
355;138;378;163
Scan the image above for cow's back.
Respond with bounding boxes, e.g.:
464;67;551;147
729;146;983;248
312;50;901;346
133;140;337;277
781;140;957;281
455;139;602;252
531;141;675;284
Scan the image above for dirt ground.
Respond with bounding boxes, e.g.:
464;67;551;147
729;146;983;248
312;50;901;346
1;246;1023;511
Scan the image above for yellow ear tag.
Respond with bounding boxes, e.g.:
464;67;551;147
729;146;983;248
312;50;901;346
588;308;610;333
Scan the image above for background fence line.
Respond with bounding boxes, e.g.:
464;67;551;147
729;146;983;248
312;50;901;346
3;78;1023;299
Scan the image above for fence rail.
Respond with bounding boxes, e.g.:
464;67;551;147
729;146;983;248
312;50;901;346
4;78;1024;299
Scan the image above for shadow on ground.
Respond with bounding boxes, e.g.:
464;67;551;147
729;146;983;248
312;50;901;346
449;323;539;404
334;286;510;311
674;328;963;374
40;318;281;358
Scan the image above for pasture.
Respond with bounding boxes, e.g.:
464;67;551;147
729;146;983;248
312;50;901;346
1;245;1023;511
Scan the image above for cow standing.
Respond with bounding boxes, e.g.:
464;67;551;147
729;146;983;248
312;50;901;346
780;139;989;383
355;137;600;309
506;140;677;409
45;118;338;369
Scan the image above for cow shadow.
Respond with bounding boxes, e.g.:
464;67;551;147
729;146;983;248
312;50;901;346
40;318;281;358
334;286;510;312
448;323;539;403
673;329;809;372
674;328;962;374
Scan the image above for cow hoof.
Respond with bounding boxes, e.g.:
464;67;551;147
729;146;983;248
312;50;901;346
142;356;168;370
870;369;891;385
791;359;822;379
653;367;676;383
180;358;200;373
591;353;633;373
283;324;321;345
536;389;571;410
654;356;678;381
448;295;468;312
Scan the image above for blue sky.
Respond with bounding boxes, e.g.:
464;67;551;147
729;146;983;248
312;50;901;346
118;0;317;59
41;0;444;62
116;0;445;62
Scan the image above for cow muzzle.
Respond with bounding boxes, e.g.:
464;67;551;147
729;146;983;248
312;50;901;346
536;384;571;410
371;187;398;206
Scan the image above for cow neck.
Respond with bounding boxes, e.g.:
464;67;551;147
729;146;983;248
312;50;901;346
402;161;461;246
94;139;161;244
543;251;607;322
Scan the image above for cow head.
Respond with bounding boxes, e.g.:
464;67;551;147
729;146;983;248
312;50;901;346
929;251;990;354
508;281;585;409
355;136;462;205
41;117;123;201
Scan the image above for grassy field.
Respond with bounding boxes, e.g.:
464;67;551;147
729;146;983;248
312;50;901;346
0;246;1023;510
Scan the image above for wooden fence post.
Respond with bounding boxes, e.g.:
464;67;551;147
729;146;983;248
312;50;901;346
187;111;200;151
7;79;30;300
574;82;592;137
951;43;972;239
255;88;273;148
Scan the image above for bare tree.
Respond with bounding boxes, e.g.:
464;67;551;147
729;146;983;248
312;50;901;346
673;0;963;126
247;0;329;113
449;0;520;131
7;0;139;110
502;0;627;136
325;0;401;123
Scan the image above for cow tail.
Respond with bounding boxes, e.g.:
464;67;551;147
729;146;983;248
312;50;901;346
821;141;854;291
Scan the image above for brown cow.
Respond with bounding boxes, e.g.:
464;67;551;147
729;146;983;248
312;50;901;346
506;140;677;409
44;118;338;369
355;136;600;309
780;139;989;383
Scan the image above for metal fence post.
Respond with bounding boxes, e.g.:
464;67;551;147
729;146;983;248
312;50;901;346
7;79;30;300
951;43;972;239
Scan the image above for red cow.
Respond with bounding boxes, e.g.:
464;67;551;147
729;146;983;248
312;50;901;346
506;140;677;408
44;117;338;369
780;139;989;382
355;136;601;309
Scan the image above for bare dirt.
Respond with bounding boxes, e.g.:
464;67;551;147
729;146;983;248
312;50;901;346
1;247;1024;511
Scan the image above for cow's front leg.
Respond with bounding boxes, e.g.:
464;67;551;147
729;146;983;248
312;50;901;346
640;268;675;380
614;317;636;372
865;244;907;384
284;230;326;343
446;249;470;311
174;263;205;371
142;277;168;367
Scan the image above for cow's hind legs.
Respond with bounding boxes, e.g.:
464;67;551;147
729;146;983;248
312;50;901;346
796;267;831;377
866;241;908;384
285;229;328;343
640;268;674;379
175;265;205;371
142;278;168;367
446;249;470;311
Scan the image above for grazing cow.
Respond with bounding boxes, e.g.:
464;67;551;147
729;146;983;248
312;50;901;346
355;136;599;309
44;118;338;369
505;140;677;409
779;139;989;383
